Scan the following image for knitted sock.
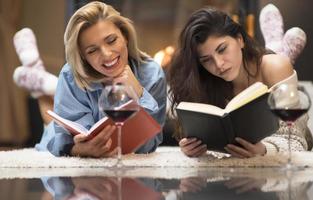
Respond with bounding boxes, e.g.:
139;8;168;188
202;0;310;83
13;28;44;70
259;4;284;53
13;66;58;98
282;27;307;64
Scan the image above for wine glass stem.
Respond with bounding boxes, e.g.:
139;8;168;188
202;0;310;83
116;123;123;167
287;122;293;167
118;176;122;200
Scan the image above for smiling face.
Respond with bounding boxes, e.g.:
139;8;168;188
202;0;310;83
79;20;128;78
197;35;244;81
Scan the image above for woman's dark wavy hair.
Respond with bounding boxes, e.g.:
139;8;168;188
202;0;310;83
168;7;266;138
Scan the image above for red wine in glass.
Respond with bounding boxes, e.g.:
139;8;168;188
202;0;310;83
103;110;137;123
271;108;309;122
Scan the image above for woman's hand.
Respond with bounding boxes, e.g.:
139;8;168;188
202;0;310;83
224;177;266;194
224;137;266;158
179;177;207;193
112;65;143;98
69;177;118;200
179;138;207;157
70;125;117;158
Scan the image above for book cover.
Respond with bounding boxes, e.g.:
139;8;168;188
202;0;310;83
176;82;279;153
47;107;161;154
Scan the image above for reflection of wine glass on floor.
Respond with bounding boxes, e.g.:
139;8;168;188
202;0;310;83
99;84;139;167
268;83;311;169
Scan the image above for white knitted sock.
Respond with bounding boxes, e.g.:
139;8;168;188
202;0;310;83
259;4;284;53
282;27;307;64
13;66;58;98
13;28;44;70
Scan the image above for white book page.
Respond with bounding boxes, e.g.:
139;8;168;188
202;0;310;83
87;116;109;134
177;102;225;117
47;110;88;134
115;99;134;110
225;82;268;112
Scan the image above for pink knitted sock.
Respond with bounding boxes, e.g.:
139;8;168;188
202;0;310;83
13;28;58;97
282;27;307;64
259;4;284;53
13;66;58;98
13;28;44;70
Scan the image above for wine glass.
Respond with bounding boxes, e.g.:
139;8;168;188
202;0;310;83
268;83;311;170
98;84;139;167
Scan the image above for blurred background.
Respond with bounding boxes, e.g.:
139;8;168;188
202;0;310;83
0;0;312;148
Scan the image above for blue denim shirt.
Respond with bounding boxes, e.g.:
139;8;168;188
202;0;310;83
36;58;167;156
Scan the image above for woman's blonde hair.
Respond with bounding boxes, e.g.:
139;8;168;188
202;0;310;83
64;1;148;89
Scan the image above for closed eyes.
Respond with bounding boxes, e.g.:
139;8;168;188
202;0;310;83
106;35;117;44
87;48;97;55
199;44;227;63
217;45;227;54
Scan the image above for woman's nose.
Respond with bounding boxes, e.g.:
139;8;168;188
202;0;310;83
100;46;112;58
213;55;225;70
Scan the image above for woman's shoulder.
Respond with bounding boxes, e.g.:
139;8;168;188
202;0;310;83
59;63;72;74
58;63;76;82
57;63;71;77
135;58;165;80
57;63;84;92
260;54;295;87
141;58;162;71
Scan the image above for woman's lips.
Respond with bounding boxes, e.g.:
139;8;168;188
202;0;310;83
101;56;123;76
220;68;231;76
103;57;119;68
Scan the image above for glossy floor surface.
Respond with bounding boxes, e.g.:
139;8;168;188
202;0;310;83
1;167;313;200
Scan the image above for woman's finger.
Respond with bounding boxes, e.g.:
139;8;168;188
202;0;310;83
235;138;255;151
112;76;126;85
224;146;245;158
183;140;203;153
100;138;112;152
73;134;89;143
92;125;116;146
104;147;118;158
184;144;206;157
226;144;254;158
235;138;266;156
191;144;207;157
179;138;197;147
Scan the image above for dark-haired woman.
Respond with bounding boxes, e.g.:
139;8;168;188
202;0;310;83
169;7;312;158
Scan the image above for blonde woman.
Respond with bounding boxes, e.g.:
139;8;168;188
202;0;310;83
35;1;166;157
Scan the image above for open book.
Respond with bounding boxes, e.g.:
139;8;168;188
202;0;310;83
176;82;279;153
47;106;161;154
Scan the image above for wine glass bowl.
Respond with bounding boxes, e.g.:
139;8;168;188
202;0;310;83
98;84;140;167
268;83;311;169
100;85;139;123
268;84;311;123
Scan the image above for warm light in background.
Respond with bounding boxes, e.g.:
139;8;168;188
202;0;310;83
153;46;175;68
154;50;165;66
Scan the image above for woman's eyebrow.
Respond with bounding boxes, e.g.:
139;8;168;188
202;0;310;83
215;43;225;51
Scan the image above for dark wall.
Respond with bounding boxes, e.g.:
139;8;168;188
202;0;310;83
258;0;313;81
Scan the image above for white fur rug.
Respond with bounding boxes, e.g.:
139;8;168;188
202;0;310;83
1;147;313;179
2;146;313;168
0;147;288;167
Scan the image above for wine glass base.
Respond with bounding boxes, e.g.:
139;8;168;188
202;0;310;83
116;159;124;168
280;163;306;172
